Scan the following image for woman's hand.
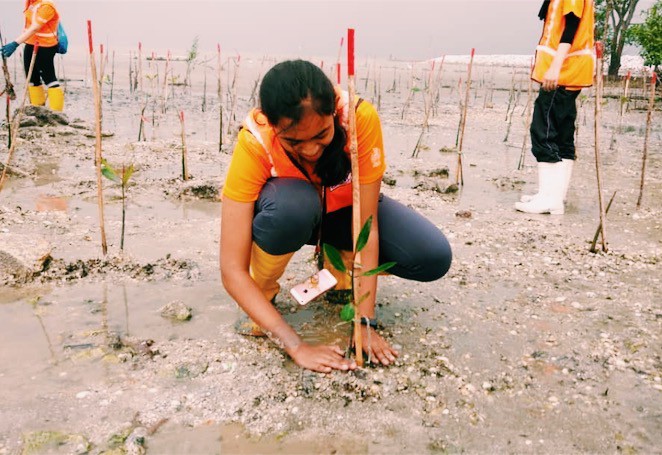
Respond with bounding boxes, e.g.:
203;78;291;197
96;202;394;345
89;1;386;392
361;326;399;366
289;343;357;373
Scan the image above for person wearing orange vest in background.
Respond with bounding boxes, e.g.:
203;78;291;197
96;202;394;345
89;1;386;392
1;0;64;111
220;60;452;373
515;0;595;214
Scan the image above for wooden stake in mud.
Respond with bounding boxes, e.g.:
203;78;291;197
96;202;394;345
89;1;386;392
636;72;656;209
217;44;223;152
610;70;631;149
0;45;38;193
1;27;17;149
336;37;344;85
88;21;108;256
347;28;363;367
110;50;115;103
455;48;475;186
590;191;616;253
179;110;189;181
593;42;608;253
137;42;143;92
518;59;535;170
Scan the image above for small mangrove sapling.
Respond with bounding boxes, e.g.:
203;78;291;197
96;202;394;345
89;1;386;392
101;159;135;252
323;215;396;364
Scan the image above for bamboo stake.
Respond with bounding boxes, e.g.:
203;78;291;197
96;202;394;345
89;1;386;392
88;20;108;256
226;54;240;135
110;50;115;103
202;68;207;112
128;51;133;94
455;48;475;186
137;42;143;92
0;45;38;193
610;71;631;149
636;72;656;209
1;28;16;150
593;42;608;253
518;60;535;170
336;37;344;85
590;191;616;253
347;28;363;367
161;50;170;113
217;44;223;152
179;110;189;181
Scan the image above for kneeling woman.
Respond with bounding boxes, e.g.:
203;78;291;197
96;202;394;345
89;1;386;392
220;60;452;373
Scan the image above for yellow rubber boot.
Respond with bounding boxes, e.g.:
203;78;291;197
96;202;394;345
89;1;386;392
28;85;46;106
47;87;64;111
249;243;295;302
236;244;294;337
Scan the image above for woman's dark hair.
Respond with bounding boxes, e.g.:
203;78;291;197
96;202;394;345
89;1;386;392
260;60;350;187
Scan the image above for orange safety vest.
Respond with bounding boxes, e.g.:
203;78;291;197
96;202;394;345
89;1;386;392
241;87;356;214
532;0;595;89
24;0;59;47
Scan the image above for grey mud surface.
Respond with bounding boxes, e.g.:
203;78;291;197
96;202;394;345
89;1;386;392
0;54;660;454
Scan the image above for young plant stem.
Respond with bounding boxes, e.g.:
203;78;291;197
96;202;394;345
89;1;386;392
610;71;631;149
636;72;656;209
202;69;207;112
227;55;240;135
593;42;608;253
456;48;475;186
179;110;189;181
88;21;108;256
137;42;143;92
161;50;170;113
0;45;38;193
347;28;363;367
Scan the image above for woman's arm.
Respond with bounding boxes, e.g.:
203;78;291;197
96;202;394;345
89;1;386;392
13;22;41;45
220;197;355;372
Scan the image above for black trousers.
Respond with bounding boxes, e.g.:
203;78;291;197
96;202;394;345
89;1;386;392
23;44;59;87
252;178;452;282
530;87;581;163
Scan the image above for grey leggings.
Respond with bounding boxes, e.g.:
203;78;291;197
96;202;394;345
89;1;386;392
252;178;452;282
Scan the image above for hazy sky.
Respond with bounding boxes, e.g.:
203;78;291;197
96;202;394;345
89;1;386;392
0;0;654;59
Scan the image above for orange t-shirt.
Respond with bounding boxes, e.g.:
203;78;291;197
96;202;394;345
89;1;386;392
222;99;386;204
24;0;59;47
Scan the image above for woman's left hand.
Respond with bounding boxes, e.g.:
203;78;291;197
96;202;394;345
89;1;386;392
360;325;399;366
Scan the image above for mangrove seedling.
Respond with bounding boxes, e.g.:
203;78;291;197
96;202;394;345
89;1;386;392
323;215;396;363
101;159;135;252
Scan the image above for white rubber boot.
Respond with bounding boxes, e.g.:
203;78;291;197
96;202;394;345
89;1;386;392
520;158;574;203
560;158;574;202
515;161;565;214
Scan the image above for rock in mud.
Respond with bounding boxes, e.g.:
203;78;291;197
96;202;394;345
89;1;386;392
160;300;193;321
0;233;51;285
19;105;69;126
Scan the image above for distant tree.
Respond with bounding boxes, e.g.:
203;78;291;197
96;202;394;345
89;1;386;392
595;0;641;76
628;1;662;80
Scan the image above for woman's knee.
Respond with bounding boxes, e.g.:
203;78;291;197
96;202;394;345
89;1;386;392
253;178;321;255
412;235;453;282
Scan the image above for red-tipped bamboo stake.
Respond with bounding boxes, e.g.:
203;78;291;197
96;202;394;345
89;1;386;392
593;42;608;252
88;21;108;256
137;42;143;92
336;37;344;85
347;28;363;367
0;44;38;193
455;48;475;186
179;110;189;181
636;72;656;209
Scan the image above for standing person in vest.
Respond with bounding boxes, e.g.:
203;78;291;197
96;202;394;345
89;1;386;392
1;0;64;111
220;60;452;373
515;0;595;214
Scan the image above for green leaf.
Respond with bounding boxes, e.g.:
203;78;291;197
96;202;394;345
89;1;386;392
101;160;120;183
340;303;354;322
122;164;135;186
323;244;346;273
355;215;373;253
362;262;397;277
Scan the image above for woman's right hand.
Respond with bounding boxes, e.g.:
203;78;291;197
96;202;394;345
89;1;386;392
289;343;357;373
